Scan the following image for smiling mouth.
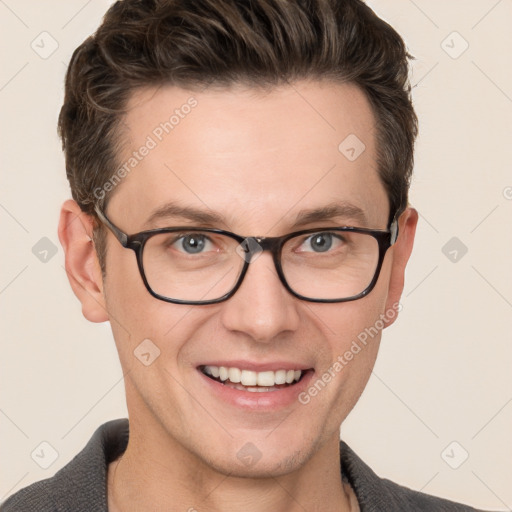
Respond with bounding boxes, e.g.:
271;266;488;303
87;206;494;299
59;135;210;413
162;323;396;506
199;365;310;393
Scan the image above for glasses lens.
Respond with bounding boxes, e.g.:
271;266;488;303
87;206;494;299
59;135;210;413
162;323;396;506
281;230;380;300
140;228;381;303
142;231;245;302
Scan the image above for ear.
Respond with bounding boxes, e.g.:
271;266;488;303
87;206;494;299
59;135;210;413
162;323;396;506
58;199;109;323
383;207;418;327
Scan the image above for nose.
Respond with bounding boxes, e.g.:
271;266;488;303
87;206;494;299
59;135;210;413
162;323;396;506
219;252;300;343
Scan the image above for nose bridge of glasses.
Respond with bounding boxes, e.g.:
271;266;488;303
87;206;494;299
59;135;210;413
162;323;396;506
236;236;281;264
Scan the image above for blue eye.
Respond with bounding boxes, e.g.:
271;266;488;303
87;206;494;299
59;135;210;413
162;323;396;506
177;234;209;254
309;233;333;252
299;232;344;253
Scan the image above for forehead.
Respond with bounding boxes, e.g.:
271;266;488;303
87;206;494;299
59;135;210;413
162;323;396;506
108;80;388;232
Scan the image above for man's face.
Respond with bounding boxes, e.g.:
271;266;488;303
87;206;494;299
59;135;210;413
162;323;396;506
100;80;404;476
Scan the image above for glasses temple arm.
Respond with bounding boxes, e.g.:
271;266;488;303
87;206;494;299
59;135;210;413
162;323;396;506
94;204;128;246
389;213;399;245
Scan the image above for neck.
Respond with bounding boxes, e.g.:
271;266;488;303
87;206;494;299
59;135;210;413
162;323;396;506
107;416;357;512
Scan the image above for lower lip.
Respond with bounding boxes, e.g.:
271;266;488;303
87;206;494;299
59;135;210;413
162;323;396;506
198;369;315;411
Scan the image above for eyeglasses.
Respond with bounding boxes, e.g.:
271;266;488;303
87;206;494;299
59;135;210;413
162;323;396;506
94;205;399;305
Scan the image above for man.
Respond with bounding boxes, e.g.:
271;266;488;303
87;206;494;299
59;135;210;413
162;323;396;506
1;0;490;510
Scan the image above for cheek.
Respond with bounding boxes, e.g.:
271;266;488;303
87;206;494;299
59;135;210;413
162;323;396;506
103;249;147;329
311;285;387;353
295;297;387;439
308;286;389;393
102;246;190;363
311;242;395;343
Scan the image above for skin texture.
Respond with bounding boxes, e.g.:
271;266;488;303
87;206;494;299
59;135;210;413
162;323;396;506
58;79;418;512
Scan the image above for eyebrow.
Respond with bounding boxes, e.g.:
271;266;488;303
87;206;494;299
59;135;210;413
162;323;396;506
143;200;368;230
290;201;368;229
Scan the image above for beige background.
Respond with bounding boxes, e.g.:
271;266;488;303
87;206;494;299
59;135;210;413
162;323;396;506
1;0;511;509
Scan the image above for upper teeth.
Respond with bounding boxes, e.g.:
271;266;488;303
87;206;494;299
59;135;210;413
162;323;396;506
203;366;302;386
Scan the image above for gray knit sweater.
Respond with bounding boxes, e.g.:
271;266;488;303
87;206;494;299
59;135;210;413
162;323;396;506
1;419;487;511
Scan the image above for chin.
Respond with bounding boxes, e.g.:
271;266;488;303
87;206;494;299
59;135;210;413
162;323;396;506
188;428;323;479
204;445;313;479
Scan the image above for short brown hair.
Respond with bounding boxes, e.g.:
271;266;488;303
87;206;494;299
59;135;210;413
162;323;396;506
58;0;417;268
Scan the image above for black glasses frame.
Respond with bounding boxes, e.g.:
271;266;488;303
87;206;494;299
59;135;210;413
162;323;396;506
94;205;399;305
